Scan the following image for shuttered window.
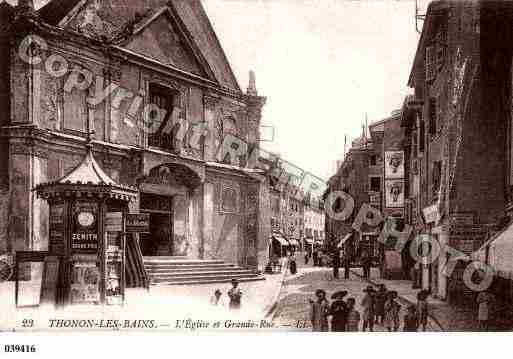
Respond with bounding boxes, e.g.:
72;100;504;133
425;45;436;82
429;97;437;135
419;113;425;153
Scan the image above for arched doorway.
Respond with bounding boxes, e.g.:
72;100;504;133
137;163;202;257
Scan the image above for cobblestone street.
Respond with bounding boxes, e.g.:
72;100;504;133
271;262;441;332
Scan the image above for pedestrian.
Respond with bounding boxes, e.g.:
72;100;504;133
411;261;421;289
332;250;340;279
374;284;387;325
403;305;419;332
312;249;319;267
304;251;309;265
362;251;372;279
361;285;375;332
346;297;360;332
384;291;401;332
310;289;330;332
416;290;429;332
289;252;297;275
344;253;351;279
210;289;225;307
329;290;349;332
476;290;495;331
227;279;242;310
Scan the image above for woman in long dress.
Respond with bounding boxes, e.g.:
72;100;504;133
289;253;297;275
310;289;329;331
477;291;495;331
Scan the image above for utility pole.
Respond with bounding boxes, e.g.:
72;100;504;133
415;0;426;34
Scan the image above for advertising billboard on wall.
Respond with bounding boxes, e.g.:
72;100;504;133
384;151;405;179
385;179;404;208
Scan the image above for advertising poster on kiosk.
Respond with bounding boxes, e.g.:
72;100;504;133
70;260;100;305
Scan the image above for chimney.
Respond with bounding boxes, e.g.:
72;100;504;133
17;0;35;10
247;70;257;96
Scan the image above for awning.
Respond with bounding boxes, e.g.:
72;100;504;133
288;239;300;246
473;222;513;276
272;232;288;246
337;233;352;248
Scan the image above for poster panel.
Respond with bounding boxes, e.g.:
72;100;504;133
72;202;99;253
384;151;405;178
70;261;100;305
385;179;404;208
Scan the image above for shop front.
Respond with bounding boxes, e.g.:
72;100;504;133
270;231;289;258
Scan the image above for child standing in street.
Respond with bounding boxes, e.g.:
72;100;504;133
346;297;360;331
210;289;226;307
384;291;401;332
403;305;419;332
417;290;429;331
227;279;242;310
374;284;387;325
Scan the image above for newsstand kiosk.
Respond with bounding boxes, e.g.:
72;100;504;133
32;143;138;307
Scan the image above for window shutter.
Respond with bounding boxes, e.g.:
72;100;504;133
429;98;437;135
436;30;447;73
425;45;436;82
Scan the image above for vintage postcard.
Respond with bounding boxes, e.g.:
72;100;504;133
1;1;513;350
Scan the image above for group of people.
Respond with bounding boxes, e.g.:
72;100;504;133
309;284;429;332
210;279;243;310
305;248;322;267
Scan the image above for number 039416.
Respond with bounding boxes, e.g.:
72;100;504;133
4;345;36;353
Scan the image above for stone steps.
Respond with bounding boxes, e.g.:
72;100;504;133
143;257;264;286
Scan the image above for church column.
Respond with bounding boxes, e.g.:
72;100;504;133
203;95;219;162
188;186;204;259
8;137;49;252
202;182;214;259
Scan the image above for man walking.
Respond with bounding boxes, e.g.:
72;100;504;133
344;252;351;279
362;251;372;279
312;249;318;267
332;249;340;279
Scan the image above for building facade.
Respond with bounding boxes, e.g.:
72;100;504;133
0;0;269;271
368;110;411;277
304;197;325;247
325;133;382;261
402;0;513;302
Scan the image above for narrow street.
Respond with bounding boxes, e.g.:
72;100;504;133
271;258;440;332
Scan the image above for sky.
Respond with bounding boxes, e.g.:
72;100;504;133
12;0;430;181
202;0;431;180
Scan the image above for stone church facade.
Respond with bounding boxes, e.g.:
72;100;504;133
0;0;269;269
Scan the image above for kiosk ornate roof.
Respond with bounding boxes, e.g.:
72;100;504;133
36;147;138;202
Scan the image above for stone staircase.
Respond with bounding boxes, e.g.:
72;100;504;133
143;256;264;285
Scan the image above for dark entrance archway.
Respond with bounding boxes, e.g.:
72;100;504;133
137;163;202;257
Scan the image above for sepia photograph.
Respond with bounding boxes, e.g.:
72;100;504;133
1;1;513;354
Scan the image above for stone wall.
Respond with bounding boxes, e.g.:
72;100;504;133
209;176;241;264
0;5;11;253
